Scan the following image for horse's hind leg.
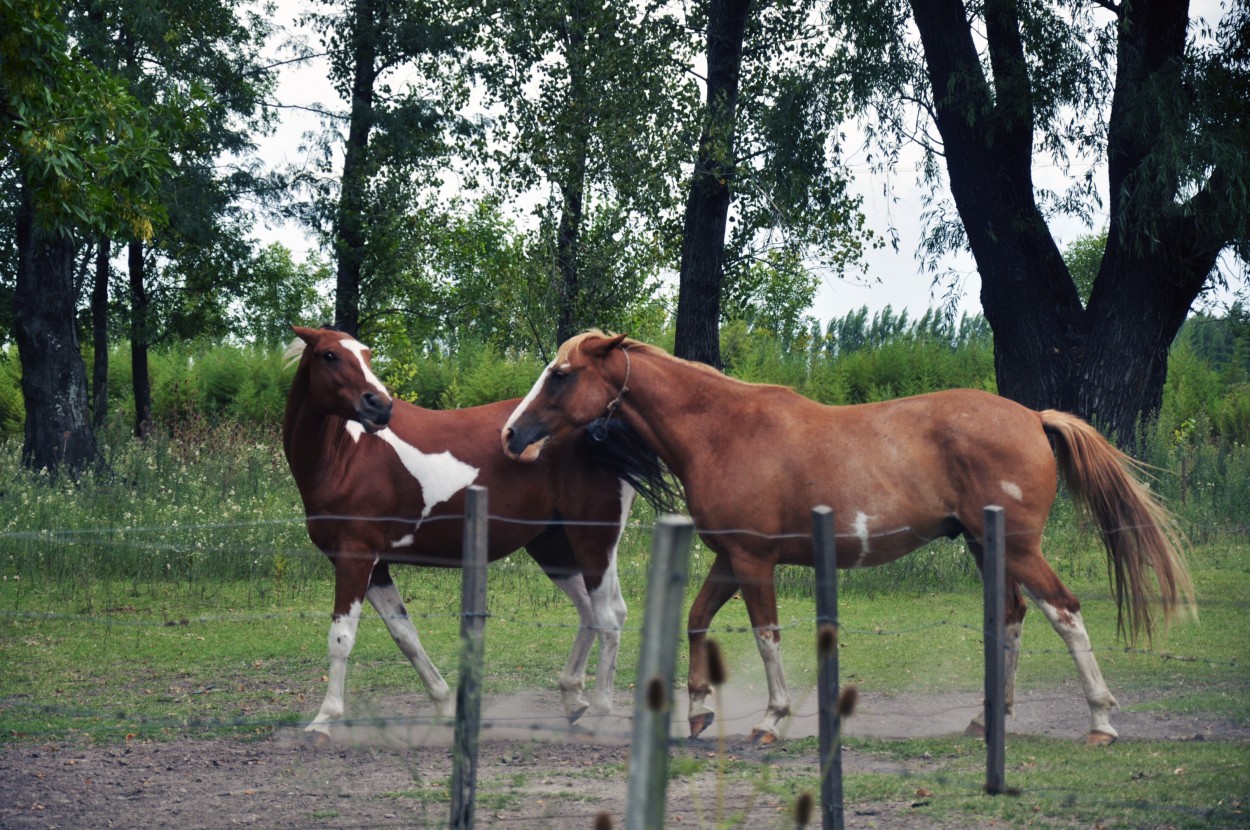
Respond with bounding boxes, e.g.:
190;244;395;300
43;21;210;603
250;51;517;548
964;537;1027;736
365;564;453;719
549;574;598;723
586;557;628;717
1011;545;1119;745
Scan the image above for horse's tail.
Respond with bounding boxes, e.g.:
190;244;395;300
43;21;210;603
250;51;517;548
580;418;685;515
1040;410;1195;644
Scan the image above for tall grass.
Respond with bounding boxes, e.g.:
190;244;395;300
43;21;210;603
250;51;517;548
0;413;318;612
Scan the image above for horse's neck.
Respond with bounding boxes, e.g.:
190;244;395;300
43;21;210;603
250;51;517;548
622;352;742;479
283;380;348;488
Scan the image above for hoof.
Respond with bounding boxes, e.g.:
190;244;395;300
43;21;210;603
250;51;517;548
963;721;986;738
566;704;590;727
1086;730;1117;747
748;728;778;745
689;712;715;739
302;729;332;749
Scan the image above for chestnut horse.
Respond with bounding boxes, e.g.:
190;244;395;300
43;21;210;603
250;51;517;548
284;326;639;741
502;332;1195;746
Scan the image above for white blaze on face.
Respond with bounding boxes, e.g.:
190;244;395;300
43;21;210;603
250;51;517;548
341;338;388;398
503;358;558;436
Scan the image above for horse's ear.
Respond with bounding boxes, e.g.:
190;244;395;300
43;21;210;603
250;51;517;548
589;332;628;356
291;325;318;345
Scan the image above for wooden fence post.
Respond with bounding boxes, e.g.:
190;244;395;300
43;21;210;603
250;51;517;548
625;515;695;830
982;504;1006;795
812;505;844;830
451;485;489;830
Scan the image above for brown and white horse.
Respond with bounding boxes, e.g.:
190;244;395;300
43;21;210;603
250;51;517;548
501;332;1195;745
284;326;637;741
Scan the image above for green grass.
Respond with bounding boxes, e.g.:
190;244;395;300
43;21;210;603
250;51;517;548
1;412;1247;828
827;735;1246;829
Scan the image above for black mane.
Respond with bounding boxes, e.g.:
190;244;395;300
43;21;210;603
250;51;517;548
580;418;684;516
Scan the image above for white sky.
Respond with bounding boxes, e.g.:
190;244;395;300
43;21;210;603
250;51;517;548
252;1;1240;327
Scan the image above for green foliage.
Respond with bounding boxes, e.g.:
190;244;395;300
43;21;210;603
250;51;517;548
721;306;997;405
0;348;21;437
382;340;546;410
472;0;696;345
233;245;334;347
723;0;880;301
1062;229;1106;307
1;0;170;239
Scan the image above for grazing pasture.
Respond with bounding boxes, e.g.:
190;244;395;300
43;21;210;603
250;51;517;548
1;333;1247;828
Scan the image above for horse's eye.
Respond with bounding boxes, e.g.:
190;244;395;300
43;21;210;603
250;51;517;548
323;351;339;363
548;369;568;385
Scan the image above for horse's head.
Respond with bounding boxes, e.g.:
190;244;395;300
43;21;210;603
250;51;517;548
502;331;629;462
290;326;393;433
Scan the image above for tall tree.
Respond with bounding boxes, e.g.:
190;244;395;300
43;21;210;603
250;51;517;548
675;0;751;367
302;0;466;337
675;0;875;367
2;0;169;473
832;1;1249;442
67;0;277;437
475;0;697;348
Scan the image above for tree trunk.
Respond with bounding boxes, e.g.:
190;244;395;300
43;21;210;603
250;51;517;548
13;187;97;476
555;163;587;346
554;0;589;347
909;0;1220;446
674;0;751;369
91;237;110;431
333;0;379;339
129;239;153;438
1072;0;1224;443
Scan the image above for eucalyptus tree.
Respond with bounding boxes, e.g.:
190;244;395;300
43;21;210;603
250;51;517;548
2;0;169;473
474;0;698;348
676;0;876;367
830;1;1250;443
300;0;470;338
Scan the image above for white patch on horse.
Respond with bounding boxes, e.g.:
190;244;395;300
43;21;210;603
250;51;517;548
341;338;388;397
1027;595;1119;737
344;420;365;442
391;533;415;548
375;429;479;518
853;511;873;566
1000;480;1024;502
503;358;557;434
307;599;364;735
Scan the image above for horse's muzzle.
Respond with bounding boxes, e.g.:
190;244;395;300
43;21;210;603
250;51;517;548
502;425;548;462
357;392;392;433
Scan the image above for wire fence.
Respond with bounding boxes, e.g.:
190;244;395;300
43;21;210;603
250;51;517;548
2;509;1247;829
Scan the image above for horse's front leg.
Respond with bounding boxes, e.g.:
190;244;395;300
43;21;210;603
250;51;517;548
306;553;374;743
686;554;739;739
365;565;453;719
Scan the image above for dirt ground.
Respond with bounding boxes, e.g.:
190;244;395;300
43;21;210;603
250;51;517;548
3;683;1246;830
